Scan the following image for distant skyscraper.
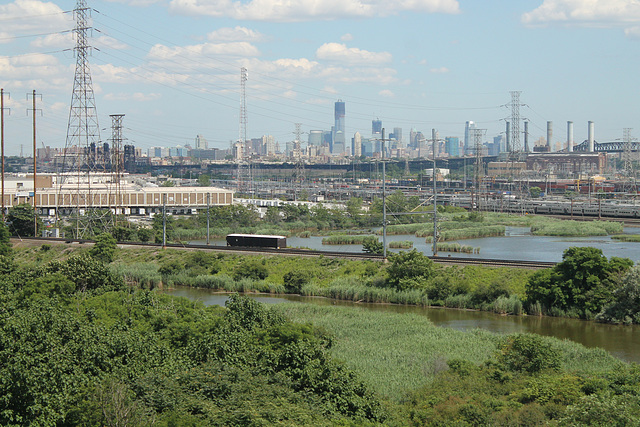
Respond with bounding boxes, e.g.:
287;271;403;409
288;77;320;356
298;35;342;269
464;121;475;154
333;100;345;154
353;132;362;157
493;134;505;153
445;137;459;157
195;134;208;150
372;118;382;135
393;127;402;145
308;130;323;146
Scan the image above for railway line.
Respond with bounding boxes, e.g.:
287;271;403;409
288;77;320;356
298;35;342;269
13;237;555;269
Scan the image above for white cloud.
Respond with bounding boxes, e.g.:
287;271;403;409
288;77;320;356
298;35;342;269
0;0;69;34
429;66;449;73
625;25;640;38
148;41;260;63
379;89;395;97
341;33;354;41
207;26;264;42
168;0;460;22
522;0;640;26
30;32;73;49
104;92;162;101
316;43;392;65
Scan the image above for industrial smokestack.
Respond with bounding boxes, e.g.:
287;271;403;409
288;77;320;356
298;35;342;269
588;121;595;152
524;121;529;152
547;121;553;151
506;121;511;152
567;121;574;152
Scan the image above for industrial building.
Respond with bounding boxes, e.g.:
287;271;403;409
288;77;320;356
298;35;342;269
1;173;234;217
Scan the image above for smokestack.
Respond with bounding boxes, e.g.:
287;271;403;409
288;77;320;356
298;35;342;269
547;121;553;151
588;121;595;152
432;128;438;158
567;121;574;152
506;121;511;152
524;121;529;152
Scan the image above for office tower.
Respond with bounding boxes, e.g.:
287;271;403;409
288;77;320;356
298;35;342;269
308;130;323;146
445;137;459;157
353;132;362;157
333;100;345;154
195;134;208;150
464;121;475;154
372;118;382;135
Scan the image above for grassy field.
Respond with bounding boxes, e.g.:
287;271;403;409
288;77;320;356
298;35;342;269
274;304;623;401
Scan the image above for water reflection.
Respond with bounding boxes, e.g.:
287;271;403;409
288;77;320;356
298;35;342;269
165;288;640;364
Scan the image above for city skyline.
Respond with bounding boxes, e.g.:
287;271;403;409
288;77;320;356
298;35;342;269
1;0;639;156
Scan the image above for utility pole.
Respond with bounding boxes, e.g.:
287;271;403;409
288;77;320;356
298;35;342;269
206;192;210;245
0;89;9;222
432;129;438;256
382;128;387;260
28;90;41;236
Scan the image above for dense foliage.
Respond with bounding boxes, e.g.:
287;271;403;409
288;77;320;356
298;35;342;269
0;248;385;425
525;247;633;318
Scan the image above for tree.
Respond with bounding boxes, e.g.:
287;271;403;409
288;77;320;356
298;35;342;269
197;174;211;186
0;221;12;257
598;265;640;324
362;238;383;255
386;249;435;291
7;203;42;237
529;187;543;198
525;247;633;316
90;233;117;263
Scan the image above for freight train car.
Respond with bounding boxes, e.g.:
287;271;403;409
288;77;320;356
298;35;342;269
226;234;287;249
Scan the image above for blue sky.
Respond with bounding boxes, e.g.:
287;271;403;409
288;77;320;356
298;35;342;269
1;0;639;155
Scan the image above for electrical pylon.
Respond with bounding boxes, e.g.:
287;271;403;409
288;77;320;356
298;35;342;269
472;128;486;211
292;123;306;199
237;67;251;195
109;114;125;221
62;0;112;237
622;128;637;195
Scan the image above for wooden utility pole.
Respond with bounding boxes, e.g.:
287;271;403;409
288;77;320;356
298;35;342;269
28;90;41;236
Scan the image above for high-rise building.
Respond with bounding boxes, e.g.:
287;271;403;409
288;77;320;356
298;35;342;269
372;118;382;135
308;130;323;146
445;137;459;157
195;134;208;150
493;134;505;153
333;100;345;154
353;132;362;157
464;121;475;155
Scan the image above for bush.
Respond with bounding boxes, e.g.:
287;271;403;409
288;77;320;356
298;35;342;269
90;232;117;263
283;270;312;294
497;334;561;374
386;249;434;291
233;259;269;281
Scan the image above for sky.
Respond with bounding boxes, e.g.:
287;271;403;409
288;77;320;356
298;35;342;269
1;0;640;156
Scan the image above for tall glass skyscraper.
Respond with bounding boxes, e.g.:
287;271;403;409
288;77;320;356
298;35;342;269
333;100;345;154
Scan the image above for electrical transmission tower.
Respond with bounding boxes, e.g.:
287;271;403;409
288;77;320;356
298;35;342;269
63;0;113;237
109;114;125;221
509;91;522;154
622;128;637;195
292;123;306;199
471;128;486;211
236;67;251;195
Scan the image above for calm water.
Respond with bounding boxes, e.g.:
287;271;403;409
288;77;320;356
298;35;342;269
165;287;640;364
192;226;640;263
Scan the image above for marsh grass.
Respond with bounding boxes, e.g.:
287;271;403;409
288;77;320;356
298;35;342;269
273;304;622;400
611;234;640;242
388;240;413;249
322;235;378;245
110;262;161;288
530;220;622;236
434;242;479;254
421;225;505;240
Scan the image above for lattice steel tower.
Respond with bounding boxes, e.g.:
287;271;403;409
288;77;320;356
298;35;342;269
237;67;251;193
509;91;522;154
622;128;637;195
65;0;100;172
293;123;306;199
109;114;125;218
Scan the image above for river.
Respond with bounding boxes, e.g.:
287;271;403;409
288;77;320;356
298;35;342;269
166;287;640;364
191;226;640;263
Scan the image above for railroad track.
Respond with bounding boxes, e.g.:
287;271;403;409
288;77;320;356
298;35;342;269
13;237;555;269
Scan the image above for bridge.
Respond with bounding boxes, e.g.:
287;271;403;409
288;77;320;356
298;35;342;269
573;140;640;153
